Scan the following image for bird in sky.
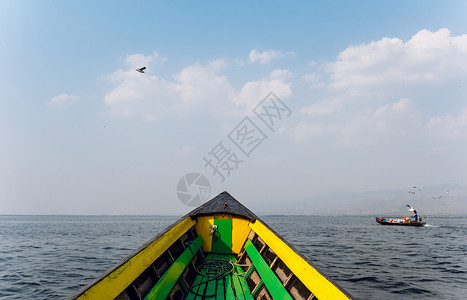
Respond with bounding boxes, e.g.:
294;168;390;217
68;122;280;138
432;191;449;199
407;204;415;212
136;67;146;73
413;186;421;191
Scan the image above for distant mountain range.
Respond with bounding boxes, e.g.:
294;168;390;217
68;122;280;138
284;183;467;216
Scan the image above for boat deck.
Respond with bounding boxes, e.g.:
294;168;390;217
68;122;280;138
187;253;253;300
71;192;353;300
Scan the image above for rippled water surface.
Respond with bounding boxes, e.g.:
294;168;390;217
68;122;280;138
263;216;467;299
1;215;466;299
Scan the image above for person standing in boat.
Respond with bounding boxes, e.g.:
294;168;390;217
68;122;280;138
413;210;419;222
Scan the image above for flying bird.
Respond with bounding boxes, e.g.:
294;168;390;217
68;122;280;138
407;204;415;212
136;67;146;73
432;192;446;199
413;186;421;191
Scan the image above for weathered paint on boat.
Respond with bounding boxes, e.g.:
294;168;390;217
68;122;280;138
69;192;353;300
376;217;426;227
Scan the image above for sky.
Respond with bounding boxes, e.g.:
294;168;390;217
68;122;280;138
1;1;467;215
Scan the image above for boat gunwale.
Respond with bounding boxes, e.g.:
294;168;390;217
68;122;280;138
69;192;354;300
67;214;194;300
68;191;258;299
249;218;354;299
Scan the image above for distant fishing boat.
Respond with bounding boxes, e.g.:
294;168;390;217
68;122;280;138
375;217;426;227
69;191;353;300
376;204;426;227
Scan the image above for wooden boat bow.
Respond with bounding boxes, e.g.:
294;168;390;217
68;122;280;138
69;191;353;300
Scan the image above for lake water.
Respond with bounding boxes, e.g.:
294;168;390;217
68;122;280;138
0;215;466;299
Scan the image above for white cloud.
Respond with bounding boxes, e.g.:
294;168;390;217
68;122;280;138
427;107;467;139
291;98;418;146
375;97;412;116
123;51;167;70
170;59;235;116
288;123;326;142
47;93;79;106
300;28;467;121
248;49;295;64
103;52;175;120
104;53;294;121
300;97;343;115
269;69;293;79
233;69;293;109
104;73;174;120
326;28;467;93
104;57;235;120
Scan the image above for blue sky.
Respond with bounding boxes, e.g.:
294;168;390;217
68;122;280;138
1;1;467;215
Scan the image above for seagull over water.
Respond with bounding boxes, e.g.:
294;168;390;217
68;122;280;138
136;67;146;73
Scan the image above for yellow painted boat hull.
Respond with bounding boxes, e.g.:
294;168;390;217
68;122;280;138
68;192;353;300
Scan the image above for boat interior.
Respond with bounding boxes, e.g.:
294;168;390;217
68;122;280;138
70;192;351;300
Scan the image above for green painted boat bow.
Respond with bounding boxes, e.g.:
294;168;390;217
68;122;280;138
69;192;353;300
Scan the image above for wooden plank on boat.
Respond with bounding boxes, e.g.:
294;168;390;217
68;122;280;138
73;216;196;300
186;273;203;300
195;270;207;299
216;276;225;300
232;218;252;253
213;254;225;300
204;256;218;299
230;254;254;300
233;273;246;299
212;253;237;299
144;235;204;300
212;218;233;254
225;270;235;299
249;220;351;300
244;239;293;300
